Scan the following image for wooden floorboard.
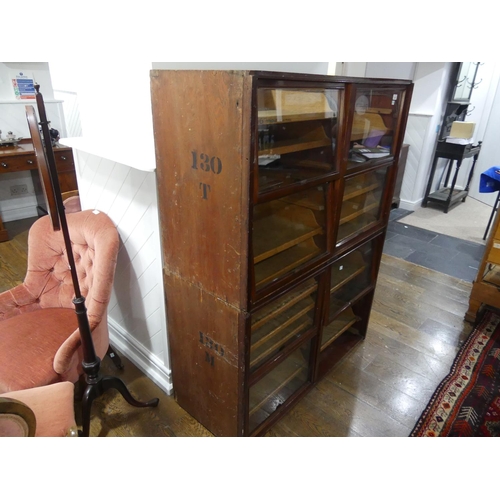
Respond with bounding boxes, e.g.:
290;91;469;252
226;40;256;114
0;219;475;437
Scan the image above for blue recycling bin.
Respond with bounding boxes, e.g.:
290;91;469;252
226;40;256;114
480;166;500;240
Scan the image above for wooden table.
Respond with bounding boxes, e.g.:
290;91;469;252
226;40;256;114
0;139;77;242
423;140;481;213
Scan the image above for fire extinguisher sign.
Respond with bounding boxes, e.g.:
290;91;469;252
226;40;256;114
12;71;35;100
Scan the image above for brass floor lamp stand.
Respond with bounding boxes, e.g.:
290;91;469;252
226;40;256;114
27;86;159;437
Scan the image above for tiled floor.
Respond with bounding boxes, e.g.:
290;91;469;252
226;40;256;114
384;208;486;282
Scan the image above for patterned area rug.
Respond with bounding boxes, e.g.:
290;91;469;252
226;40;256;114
411;310;500;437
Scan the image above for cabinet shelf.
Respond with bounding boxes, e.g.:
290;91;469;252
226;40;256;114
330;251;366;294
339;201;379;225
249;366;304;417
337;213;378;242
483;265;500;287
342;182;379;202
249;339;311;432
321;308;360;351
258;110;335;125
258;163;330;194
253;203;324;264
281;190;326;212
259;138;331;156
251;297;315;352
252;279;318;330
254;241;321;289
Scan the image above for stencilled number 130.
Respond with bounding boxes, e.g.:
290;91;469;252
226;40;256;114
191;150;222;200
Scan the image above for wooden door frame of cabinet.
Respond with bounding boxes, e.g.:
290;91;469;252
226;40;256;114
320;230;386;326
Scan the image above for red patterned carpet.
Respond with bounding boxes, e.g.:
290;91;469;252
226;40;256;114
411;309;500;437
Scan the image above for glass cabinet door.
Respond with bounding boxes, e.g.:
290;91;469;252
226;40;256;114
253;184;328;291
257;88;340;194
250;276;320;372
347;88;402;169
321;237;377;350
248;336;313;433
327;238;376;322
337;166;389;244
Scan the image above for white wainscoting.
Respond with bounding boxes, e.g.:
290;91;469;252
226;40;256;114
71;148;172;395
400;113;433;211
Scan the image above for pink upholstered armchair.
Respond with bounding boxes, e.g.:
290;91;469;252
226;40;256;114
0;382;77;437
0;209;119;394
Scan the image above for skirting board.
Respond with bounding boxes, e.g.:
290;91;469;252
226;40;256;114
399;187;467;212
0;205;38;222
108;317;173;396
398;198;423;212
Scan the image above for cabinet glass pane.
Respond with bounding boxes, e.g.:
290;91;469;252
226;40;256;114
250;277;319;372
248;338;312;433
348;89;401;169
257;88;340;194
321;307;361;351
328;239;375;323
337;166;389;243
253;185;327;291
483;263;500;286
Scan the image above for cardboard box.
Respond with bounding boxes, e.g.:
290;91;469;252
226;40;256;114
449;121;475;139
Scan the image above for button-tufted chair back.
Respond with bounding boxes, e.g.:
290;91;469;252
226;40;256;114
0;210;120;393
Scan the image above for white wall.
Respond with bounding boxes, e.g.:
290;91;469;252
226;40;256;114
366;63;416;81
468;69;500;205
70;149;171;393
397;62;500;211
0;62;54;100
399;62;455;211
460;63;500;206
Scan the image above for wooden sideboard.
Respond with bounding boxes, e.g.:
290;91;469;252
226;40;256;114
0;139;77;241
465;209;500;323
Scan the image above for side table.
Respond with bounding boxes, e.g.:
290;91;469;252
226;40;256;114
422;140;482;213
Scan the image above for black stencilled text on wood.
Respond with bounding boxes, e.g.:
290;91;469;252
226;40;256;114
199;331;225;367
191;151;223;200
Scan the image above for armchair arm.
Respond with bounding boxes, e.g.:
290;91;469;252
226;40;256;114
53;315;106;376
53;327;82;376
0;396;36;437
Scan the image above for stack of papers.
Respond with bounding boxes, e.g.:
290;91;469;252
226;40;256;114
354;147;391;159
445;137;473;145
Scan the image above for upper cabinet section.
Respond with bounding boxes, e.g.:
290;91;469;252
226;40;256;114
347;87;403;170
256;87;340;196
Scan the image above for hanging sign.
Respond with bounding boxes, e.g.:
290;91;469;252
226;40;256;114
11;71;36;100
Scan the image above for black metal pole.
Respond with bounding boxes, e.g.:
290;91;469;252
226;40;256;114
35;85;98;368
32;85;158;436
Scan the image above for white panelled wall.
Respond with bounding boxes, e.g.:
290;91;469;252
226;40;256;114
70;148;172;394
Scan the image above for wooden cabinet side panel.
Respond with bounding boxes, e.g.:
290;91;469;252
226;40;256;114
151;70;251;309
164;273;247;437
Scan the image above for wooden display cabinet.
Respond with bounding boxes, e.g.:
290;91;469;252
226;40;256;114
151;70;413;436
465;210;500;322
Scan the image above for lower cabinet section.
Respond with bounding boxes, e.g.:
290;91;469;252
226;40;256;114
246;232;384;435
248;335;314;435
